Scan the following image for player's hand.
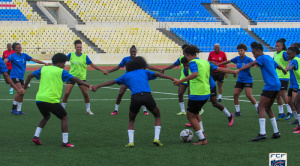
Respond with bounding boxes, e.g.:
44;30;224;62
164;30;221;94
160;70;165;74
225;73;228;78
211;61;217;65
282;69;287;75
233;70;239;77
89;85;97;92
17;88;25;95
45;63;52;66
103;71;109;75
173;79;181;86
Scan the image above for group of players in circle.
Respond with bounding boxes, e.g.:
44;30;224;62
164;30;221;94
0;38;300;147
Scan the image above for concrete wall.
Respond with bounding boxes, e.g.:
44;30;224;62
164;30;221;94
210;4;231;25
37;2;57;24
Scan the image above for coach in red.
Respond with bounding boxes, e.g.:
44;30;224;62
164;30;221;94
208;43;227;102
2;43;15;94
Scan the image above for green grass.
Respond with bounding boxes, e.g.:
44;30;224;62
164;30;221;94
0;68;298;166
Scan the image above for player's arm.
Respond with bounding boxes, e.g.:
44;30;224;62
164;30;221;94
153;73;175;81
147;65;162;72
3;72;24;94
276;64;287;75
217;60;231;66
216;67;238;75
237;61;257;71
160;64;176;73
31;58;50;66
285;64;295;72
106;65;121;75
93;80;117;92
3;58;9;63
70;77;92;88
24;73;35;90
174;72;198;86
90;63;106;74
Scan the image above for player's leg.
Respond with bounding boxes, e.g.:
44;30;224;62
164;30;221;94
233;84;243;116
265;96;280;139
177;84;187;115
245;86;259;112
61;82;75;109
280;89;293;120
217;73;225;102
112;84;127;115
276;92;285;120
289;89;298;124
78;82;93;115
33;102;52;145
211;92;233;126
16;80;26;114
11;79;22;115
293;92;300;133
6;70;13;94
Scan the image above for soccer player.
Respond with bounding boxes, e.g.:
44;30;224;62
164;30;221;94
2;43;15;94
237;42;285;141
173;45;237;145
24;53;95;147
3;43;49;115
217;44;258;116
61;40;106;115
180;57;234;127
105;45;161;115
289;43;300;125
161;44;190;115
208;43;228;102
274;39;293;120
283;46;300;133
93;56;175;147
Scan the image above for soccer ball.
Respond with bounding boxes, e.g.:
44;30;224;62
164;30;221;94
180;129;193;142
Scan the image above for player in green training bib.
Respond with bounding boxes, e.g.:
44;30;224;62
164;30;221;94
24;53;95;147
61;40;106;115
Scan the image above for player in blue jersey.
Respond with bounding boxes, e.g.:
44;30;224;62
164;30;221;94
173;45;237;145
288;43;300;125
217;44;258;116
284;46;300;133
237;42;286;141
0;58;24;95
105;45;161;115
3;43;50;115
180;57;234;128
93;56;175;147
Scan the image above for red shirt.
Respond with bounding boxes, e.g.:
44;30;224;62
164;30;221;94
3;50;15;70
208;51;227;73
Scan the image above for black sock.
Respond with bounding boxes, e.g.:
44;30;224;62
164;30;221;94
12;104;17;110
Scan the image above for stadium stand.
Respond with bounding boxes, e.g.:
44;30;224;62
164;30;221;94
171;28;269;52
63;0;154;22
223;0;300;22
11;0;42;21
133;0;218;22
0;26;95;54
251;28;300;48
0;0;26;21
78;27;181;53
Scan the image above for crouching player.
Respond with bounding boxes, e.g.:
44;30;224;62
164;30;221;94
174;45;237;145
24;53;95;147
92;56;175;147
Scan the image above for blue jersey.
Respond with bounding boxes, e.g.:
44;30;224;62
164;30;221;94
7;53;32;80
255;55;281;91
183;69;215;90
231;56;253;83
119;56;132;68
115;69;157;95
32;67;74;82
67;53;92;65
173;58;180;66
0;58;8;74
289;56;300;89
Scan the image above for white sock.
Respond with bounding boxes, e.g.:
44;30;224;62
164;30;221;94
278;105;284;114
13;100;18;105
9;87;13;91
195;130;205;140
128;130;134;143
34;127;42;137
218;94;222;99
179;102;185;112
142;105;147;112
254;104;258;111
222;108;231;117
259;118;266;135
298;114;300;125
62;103;67;109
154;126;161;140
286;104;292;114
199;121;204;132
17;102;22;111
270;117;279;133
293;111;297;119
86;103;90;111
62;133;68;143
235;105;240;112
115;104;119;111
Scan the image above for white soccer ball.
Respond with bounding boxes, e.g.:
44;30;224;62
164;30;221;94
180;129;193;142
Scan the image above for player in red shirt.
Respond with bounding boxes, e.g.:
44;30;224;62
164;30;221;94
2;43;15;94
208;43;228;102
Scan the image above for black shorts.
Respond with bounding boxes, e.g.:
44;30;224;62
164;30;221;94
5;70;11;84
211;86;217;97
261;90;279;99
187;99;208;114
130;92;157;114
234;81;253;89
36;102;67;119
288;88;298;97
12;78;24;85
67;80;86;86
280;80;289;91
211;72;225;83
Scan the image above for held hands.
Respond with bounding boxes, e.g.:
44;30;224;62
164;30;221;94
233;70;239;77
173;79;181;86
282;69;287;75
89;85;98;92
159;69;165;74
17;88;25;95
103;71;109;75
